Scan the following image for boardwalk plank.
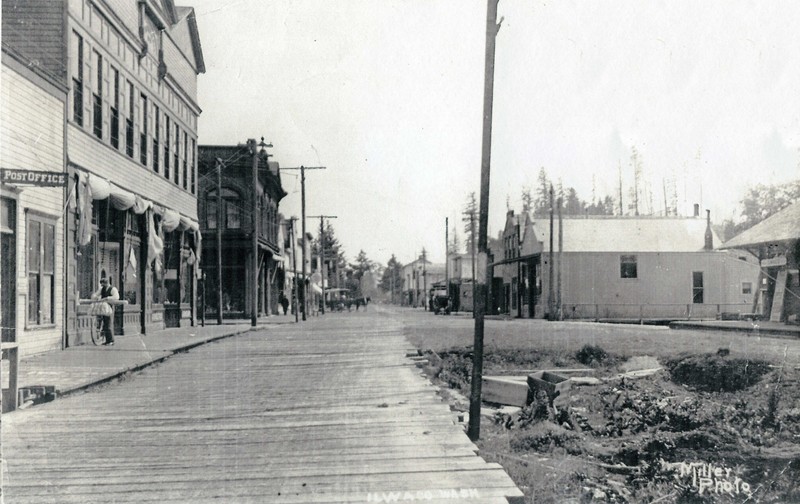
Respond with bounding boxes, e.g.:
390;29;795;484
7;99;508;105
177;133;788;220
2;312;521;503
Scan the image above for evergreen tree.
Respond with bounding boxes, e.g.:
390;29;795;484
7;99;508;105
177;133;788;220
462;192;478;261
721;179;800;240
379;255;404;303
521;186;533;214
534;167;550;217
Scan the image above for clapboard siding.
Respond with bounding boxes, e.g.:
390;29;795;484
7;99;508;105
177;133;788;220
163;36;198;100
1;61;66;356
68;125;198;218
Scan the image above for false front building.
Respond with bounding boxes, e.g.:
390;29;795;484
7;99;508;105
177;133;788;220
197;144;287;319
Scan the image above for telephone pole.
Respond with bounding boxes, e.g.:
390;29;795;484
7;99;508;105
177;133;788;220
248;138;272;327
309;214;337;314
468;0;502;442
282;165;326;320
288;217;299;323
215;157;225;325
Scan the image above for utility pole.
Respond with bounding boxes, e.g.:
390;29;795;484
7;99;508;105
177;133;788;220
215;158;224;325
309;214;337;314
248;138;272;327
288;217;299;323
548;185;555;320
282;165;326;321
422;248;427;311
557;196;563;321
468;0;502;442
445;217;449;301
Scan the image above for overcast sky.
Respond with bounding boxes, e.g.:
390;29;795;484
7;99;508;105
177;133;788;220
191;0;800;266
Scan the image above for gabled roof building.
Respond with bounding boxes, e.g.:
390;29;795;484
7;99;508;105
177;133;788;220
721;201;800;323
491;212;760;321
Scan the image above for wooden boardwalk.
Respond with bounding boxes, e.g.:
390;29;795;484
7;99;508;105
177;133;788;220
2;311;522;503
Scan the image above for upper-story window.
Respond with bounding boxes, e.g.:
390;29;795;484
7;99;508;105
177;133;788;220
190;138;196;194
164;115;171;179
71;31;84;126
173;123;180;185
110;66;120;149
206;188;242;230
139;94;148;165
92;51;102;138
153;105;160;173
125;80;134;158
182;131;188;190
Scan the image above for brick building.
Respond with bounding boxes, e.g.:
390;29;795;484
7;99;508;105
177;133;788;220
197;144;287;319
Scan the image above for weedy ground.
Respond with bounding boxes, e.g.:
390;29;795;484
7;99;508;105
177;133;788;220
402;316;800;503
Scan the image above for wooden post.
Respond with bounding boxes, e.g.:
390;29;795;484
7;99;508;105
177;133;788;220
216;158;223;325
468;0;501;442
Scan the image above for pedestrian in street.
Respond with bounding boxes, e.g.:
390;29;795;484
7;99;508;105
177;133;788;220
92;275;119;346
279;292;289;315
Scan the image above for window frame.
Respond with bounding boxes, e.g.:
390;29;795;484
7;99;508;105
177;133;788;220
620;254;638;279
26;212;56;327
71;31;84;126
139;93;148;165
92;50;103;138
125;80;135;158
110;65;120;148
692;271;704;304
153;104;160;173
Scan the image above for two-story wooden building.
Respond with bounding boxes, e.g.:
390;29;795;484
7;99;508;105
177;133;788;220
1;28;68;358
2;0;206;347
197;144;287;319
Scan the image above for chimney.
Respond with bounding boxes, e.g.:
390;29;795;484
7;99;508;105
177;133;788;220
704;209;713;250
693;203;700;217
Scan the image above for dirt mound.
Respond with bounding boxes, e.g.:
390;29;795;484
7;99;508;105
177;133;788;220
666;354;770;392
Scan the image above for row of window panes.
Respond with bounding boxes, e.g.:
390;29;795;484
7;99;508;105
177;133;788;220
71;30;197;194
74;0;198;131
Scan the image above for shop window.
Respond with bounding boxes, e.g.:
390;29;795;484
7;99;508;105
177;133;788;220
27;216;55;325
693;271;704;304
620;255;637;279
151;216;164;304
77;239;96;299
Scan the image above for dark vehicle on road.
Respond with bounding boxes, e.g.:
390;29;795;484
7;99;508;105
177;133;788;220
429;283;451;315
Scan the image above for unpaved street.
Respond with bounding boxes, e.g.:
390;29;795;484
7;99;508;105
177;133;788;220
1;309;522;504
